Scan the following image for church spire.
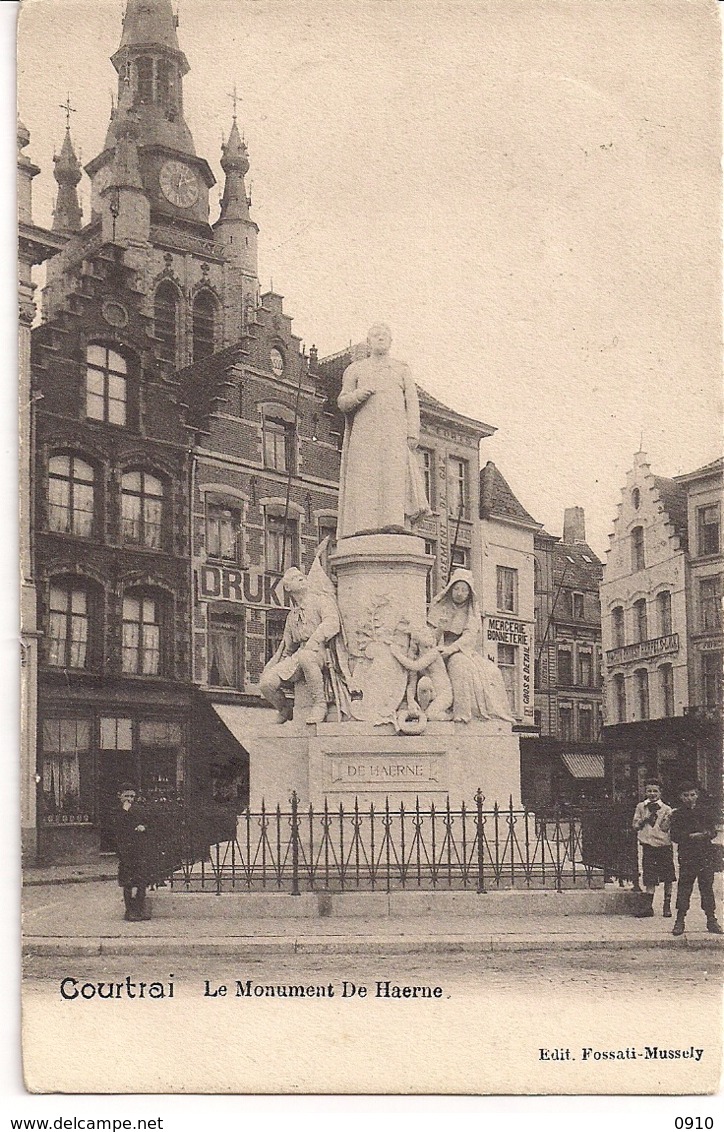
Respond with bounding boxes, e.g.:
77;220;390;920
219;117;251;223
106;0;194;156
52;100;83;235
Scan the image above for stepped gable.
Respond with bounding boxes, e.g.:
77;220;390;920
652;475;688;547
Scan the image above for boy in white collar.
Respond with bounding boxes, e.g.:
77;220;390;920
632;779;675;918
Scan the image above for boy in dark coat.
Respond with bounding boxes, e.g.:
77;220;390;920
114;784;152;922
665;782;722;937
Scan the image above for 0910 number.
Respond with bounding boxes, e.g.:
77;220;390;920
675;1121;713;1129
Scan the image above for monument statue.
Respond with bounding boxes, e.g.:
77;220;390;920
336;324;430;538
259;564;341;725
427;569;515;724
389;624;454;721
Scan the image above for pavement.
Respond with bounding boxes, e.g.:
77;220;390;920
22;871;724;957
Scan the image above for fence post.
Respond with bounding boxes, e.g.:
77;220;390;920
290;791;300;897
475;789;486;894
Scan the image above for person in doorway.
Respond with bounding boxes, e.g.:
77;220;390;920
631;779;675;918
665;782;722;936
114;783;152;922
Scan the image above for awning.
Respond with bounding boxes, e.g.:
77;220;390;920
212;703;276;749
560;752;605;779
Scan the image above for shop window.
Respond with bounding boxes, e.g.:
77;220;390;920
631;526;645;571
572;592;585;620
122;593;162;676
121;470;164;549
207;501;242;563
557;648;572;686
496;566;518;614
702;651;723;710
614;673;627;723
265;514;298;574
497;643;517;714
263;416;293;473
86;345;127;426
449;457;468;519
138;719;182;800
265;609;287;664
659;664;674;717
559;705;573;742
100;717;133;750
697;504;720;557
634;598;648;643
578;705;593;742
154;282;180;365
657;590;672;636
635;668;649;720
419;448;435;509
612;606;625;649
47;581;92;669
578;651;592;687
208;615;243;690
699;575;722;632
48;455;95;537
40;718;93;823
192;291;217;361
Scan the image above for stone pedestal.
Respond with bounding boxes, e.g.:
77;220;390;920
244;718;521;810
331;531;432;657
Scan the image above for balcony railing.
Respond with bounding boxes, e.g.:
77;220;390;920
606;632;679;667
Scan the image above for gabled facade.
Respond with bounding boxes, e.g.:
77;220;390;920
522;508;604;810
478;461;540;729
601;451;721;803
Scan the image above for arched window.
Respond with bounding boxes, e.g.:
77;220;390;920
48;580;92;669
632;487;640;510
631;525;645;571
48;455;95;537
193;291;217;361
86;345;127;426
613;674;626;723
657;590;672;636
659;664;674;717
635;668;650;720
121;471;164;549
156;58;172;106
122;591;163;676
136;56;153;103
154;282;180;365
611;606;625;650
633;598;648;643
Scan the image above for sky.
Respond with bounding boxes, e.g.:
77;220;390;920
16;0;723;557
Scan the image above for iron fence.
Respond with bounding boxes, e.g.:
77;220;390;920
167;793;639;894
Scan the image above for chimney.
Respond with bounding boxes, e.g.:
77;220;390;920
563;506;586;545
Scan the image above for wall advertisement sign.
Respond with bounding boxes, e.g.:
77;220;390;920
484;615;534;720
197;565;289;608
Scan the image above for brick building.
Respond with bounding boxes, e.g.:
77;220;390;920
26;0;499;860
521;508;605;810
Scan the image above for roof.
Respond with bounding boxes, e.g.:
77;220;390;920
552;539;603;589
479;461;541;528
315;347;494;437
673;456;724;484
652;475;688;543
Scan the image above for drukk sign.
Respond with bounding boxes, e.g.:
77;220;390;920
197;565;288;608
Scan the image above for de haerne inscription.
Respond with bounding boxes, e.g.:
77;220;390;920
329;754;441;787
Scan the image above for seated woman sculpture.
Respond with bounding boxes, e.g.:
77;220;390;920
426;568;514;724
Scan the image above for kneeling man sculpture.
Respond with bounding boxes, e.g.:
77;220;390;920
259;564;341;725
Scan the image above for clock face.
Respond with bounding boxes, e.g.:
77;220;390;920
270;348;284;376
159;161;199;208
